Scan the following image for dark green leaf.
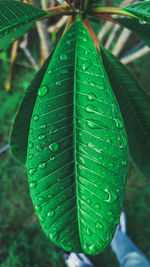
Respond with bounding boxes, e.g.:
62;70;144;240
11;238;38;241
0;1;48;49
115;17;150;47
27;20;128;255
122;1;150;24
100;44;150;178
9;52;53;165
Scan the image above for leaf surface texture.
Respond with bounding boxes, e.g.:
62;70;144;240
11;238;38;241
100;45;150;178
27;21;129;255
122;1;150;24
0;1;48;49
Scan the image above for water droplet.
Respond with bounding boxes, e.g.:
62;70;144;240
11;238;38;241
39;162;46;169
56;81;61;86
39;214;45;222
83;37;87;42
33;115;39;121
87;121;98;129
96;222;103;229
82;61;90;71
28;168;36;176
36;144;42;151
90;81;97;87
35;205;42;212
50;232;58;241
119;135;127;149
28;154;33;160
48;70;52;74
50;125;58;133
60;53;68;60
107;211;112;216
29;128;34;134
60;186;64;190
28;142;34;149
115;118;123;129
48;194;52;199
40;124;47;129
122;160;127;166
95;203;101;209
49;142;59;152
38;196;45;202
38;85;48;97
39;134;45;141
87;198;92;204
47;210;55;217
86;104;95;113
87;227;92;235
50;156;55;161
104;188;117;203
88;92;96;101
139;19;146;25
29;181;37;189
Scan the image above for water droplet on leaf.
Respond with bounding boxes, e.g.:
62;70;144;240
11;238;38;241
39;162;46;169
33;115;39;121
38;85;48;97
96;222;103;229
28;142;34;149
88;93;96;101
35;205;42;212
29;181;37;189
49;142;59;152
39;134;45;141
60;53;68;60
56;81;61;86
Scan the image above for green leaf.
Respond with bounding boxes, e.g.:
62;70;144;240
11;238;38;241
114;0;121;6
0;1;48;49
100;45;150;178
27;20;128;255
115;17;150;47
9;53;53;165
122;1;150;24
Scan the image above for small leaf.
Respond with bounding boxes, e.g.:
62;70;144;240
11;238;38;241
100;45;150;178
115;17;150;47
27;20;128;255
0;1;48;49
9;52;53;165
122;1;150;24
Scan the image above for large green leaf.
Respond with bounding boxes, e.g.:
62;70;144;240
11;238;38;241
100;45;150;178
115;17;150;47
27;20;128;255
122;1;150;24
9;53;53;165
0;1;48;49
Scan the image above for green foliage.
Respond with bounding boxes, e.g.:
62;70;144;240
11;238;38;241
122;1;150;23
100;45;150;179
115;17;150;47
27;20;128;255
0;1;48;49
9;52;53;165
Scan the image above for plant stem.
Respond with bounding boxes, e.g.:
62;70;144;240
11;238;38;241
91;7;137;18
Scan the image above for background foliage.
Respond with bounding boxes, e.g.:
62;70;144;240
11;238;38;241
0;0;150;266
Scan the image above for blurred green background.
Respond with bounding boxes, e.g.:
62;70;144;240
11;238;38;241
1;2;150;266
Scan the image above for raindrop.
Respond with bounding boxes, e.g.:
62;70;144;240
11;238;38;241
38;196;45;202
60;53;68;60
50;125;58;133
50;232;58;241
29;128;34;134
87;198;92;204
86;104;95;113
90;81;97;87
122;160;127;166
115;118;123;129
56;81;61;86
96;222;103;229
50;156;55;161
95;203;101;209
28;168;36;176
39;162;46;169
107;211;112;216
47;210;55;217
35;205;42;212
108;162;114;168
39;134;45;141
119;135;127;149
82;61;90;71
104;188;117;203
48;194;52;199
49;142;59;152
36;144;42;151
87;227;92;235
39;214;45;222
29;181;37;189
28;142;34;149
38;85;48;97
40;124;47;129
87;121;98;129
33;115;39;121
88;93;96;101
28;154;33;160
